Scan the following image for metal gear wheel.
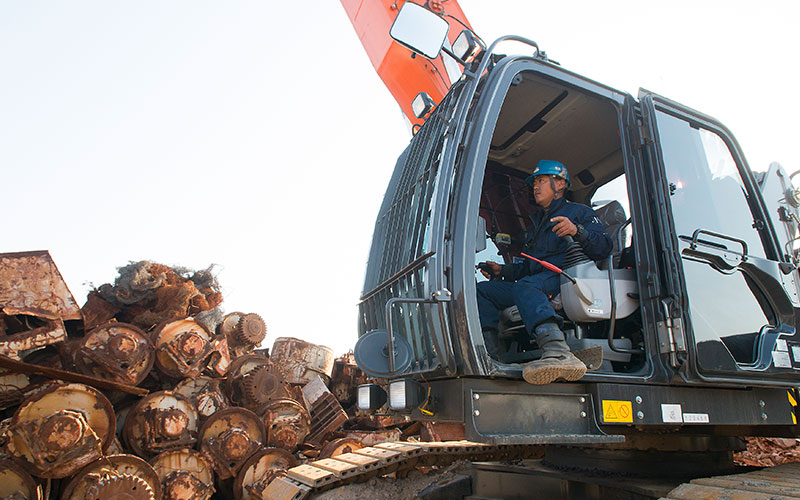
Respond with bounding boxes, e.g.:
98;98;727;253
241;363;284;408
85;473;154;500
234;313;266;345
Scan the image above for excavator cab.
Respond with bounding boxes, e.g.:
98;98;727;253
354;3;800;449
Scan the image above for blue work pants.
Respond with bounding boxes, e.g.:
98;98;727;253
476;271;562;337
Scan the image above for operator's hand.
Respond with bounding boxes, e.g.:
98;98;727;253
550;216;577;237
477;261;502;279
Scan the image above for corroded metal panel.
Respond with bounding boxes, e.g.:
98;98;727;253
0;250;81;320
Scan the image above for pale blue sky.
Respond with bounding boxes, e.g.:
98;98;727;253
2;1;797;353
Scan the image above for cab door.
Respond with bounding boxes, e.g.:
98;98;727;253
640;91;799;383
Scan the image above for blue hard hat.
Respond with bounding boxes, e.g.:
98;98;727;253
525;160;571;187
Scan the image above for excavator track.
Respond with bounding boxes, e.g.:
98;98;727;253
661;461;800;500
264;441;800;500
262;440;541;499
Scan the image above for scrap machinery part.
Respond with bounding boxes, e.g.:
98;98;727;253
75;322;155;386
0;371;30;411
198;407;266;480
206;335;231;377
319;437;364;459
302;376;348;445
233;447;298;500
61;454;161;500
0;459;42;500
85;474;153;500
260;398;311;452
152;318;214;379
6;383;115;478
0;250;82;321
329;354;366;406
234;313;267;346
241;363;289;410
226;354;281;409
174;376;230;421
270;337;335;385
123;391;199;459
217;311;245;339
150;448;215;500
0;320;68;361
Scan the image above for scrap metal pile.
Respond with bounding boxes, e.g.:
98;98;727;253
0;251;422;500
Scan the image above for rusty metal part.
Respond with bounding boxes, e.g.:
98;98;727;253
302;375;348;445
61;454;161;500
0;371;30;410
234;314;266;346
123;391;199;458
421;421;466;442
241;363;288;410
0;321;67;361
319;438;364;459
7;383;115;478
270;337;335;385
0;251;81;321
261;398;310;452
206;335;230;376
85;474;153;500
234;448;298;500
226;354;281;408
174;376;229;420
0;354;149;397
0;459;42;500
198;407;265;480
218;312;244;339
345;428;402;447
329;353;366;406
150;448;214;500
152;318;214;379
74;322;154;386
81;292;121;331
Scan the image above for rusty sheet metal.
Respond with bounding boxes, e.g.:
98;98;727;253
420;421;466;442
302;376;347;445
0;320;67;360
344;429;402;447
271;337;335;385
0;251;81;321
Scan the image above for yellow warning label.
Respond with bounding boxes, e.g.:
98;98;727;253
602;400;633;423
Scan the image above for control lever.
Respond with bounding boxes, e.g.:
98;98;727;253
520;252;594;305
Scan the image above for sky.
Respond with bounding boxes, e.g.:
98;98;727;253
2;1;798;355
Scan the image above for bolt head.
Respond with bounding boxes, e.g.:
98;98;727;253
579;397;586;403
635;396;643;404
637;411;645;420
580;411;587;418
473;410;480;417
759;400;766;407
473;393;480;400
762;413;768;420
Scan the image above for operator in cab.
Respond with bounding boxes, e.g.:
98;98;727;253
477;160;612;385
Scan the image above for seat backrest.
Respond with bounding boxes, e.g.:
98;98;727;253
592;200;627;255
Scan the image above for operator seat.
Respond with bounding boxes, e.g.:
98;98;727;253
494;200;639;365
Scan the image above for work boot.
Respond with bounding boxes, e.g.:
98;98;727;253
482;328;501;359
522;322;587;384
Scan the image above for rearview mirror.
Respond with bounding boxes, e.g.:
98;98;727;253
389;2;449;59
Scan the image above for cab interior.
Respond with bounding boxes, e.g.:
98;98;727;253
475;70;646;375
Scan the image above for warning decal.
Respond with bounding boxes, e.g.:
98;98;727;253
788;390;798;425
602;400;633;423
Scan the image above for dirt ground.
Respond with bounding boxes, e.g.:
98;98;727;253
311;461;470;500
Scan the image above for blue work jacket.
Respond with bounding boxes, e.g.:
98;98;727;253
499;197;612;281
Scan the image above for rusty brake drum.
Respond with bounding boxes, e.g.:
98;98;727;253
0;459;42;500
234;448;298;500
60;454;160;500
7;383;115;478
75;322;155;386
150;448;215;500
123;391;199;459
198;407;265;480
174;376;230;421
152;318;214;379
260;398;310;452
